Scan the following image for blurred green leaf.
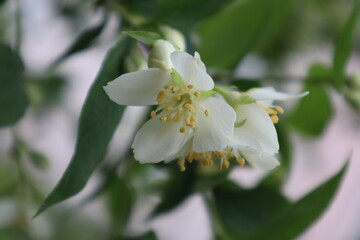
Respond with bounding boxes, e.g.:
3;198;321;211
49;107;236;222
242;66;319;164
52;17;107;67
124;31;162;45
156;0;234;33
333;2;359;91
0;44;29;127
288;64;333;136
197;0;294;69
108;177;135;231
116;231;157;240
213;183;289;238
152;164;196;216
231;78;261;92
26;75;66;106
34;37;131;217
253;161;348;240
28;150;49;170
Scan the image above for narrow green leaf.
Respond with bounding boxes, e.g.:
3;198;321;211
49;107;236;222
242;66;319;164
288;64;333;136
34;37;131;217
51;18;107;67
0;44;29;127
333;2;359;90
253;161;348;240
124;31;162;46
197;0;294;69
213;183;289;238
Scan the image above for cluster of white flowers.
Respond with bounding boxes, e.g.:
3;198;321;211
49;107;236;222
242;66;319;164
104;37;308;171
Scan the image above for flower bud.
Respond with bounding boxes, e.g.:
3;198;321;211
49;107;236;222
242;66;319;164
124;45;147;72
159;26;186;51
345;74;360;110
147;40;176;71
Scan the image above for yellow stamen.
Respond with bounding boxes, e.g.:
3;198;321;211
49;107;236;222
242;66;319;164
194;91;201;97
164;85;173;90
236;157;245;166
177;158;186;172
204;109;210;116
187;84;194;89
179;127;186;133
275;106;284;114
150;111;156;118
160;116;167;121
271;115;279;124
223;159;230;168
266;108;277;115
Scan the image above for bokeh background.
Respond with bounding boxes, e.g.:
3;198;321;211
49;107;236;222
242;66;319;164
0;0;359;239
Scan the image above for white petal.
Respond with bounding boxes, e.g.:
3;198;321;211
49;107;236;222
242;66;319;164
103;68;171;106
132;114;193;163
170;51;214;91
192;97;236;152
248;87;309;101
241;151;280;171
194;52;206;71
234;103;279;154
163;137;193;163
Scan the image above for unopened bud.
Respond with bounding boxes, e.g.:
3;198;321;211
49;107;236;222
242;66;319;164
124;45;147;72
148;40;176;71
159;25;186;51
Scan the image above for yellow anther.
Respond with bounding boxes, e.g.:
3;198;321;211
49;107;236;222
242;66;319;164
236;157;245;166
172;87;178;93
189;107;195;113
184;103;192;109
165;106;171;112
166;115;172;121
214;151;222;158
164;85;173;90
160;116;167;121
179;127;186;133
190;123;196;128
173;116;180;122
275;106;284;114
187;152;194;163
209;159;214;165
266;108;278;115
227;152;234;158
190;116;196;122
159;90;168;96
193;153;202;160
202;159;209;166
177;158;186;172
150;111;156;118
271;115;279;124
204;109;210;116
223;159;230;169
173;95;182;101
187;84;194;89
194;91;201;97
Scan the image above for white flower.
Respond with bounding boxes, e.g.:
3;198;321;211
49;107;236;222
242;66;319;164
201;87;308;171
104;51;236;165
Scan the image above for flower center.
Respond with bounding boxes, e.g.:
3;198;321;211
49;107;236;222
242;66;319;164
150;84;210;133
176;147;246;172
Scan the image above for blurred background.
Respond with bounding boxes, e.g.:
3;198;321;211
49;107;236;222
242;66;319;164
0;0;359;239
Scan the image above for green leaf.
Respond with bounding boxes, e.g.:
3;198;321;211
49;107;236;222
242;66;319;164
28;150;49;170
51;18;107;68
117;232;157;240
108;177;135;231
288;64;333;136
333;2;359;90
34;37;131;217
253;161;348;240
213;183;289;238
197;0;294;69
156;0;234;33
152;164;196;216
0;44;29;127
124;31;162;46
